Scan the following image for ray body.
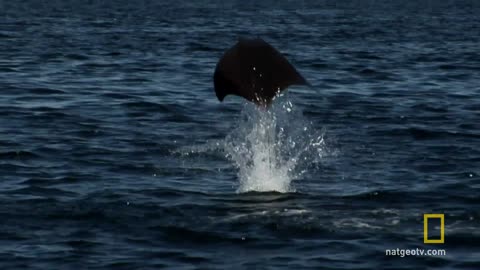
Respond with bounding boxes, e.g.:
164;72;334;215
214;38;309;106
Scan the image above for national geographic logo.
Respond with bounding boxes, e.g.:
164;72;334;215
424;214;444;244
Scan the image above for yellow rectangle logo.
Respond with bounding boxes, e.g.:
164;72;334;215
424;214;444;244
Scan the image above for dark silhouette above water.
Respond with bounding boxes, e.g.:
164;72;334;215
214;38;309;106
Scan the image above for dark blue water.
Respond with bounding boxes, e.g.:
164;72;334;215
1;1;479;269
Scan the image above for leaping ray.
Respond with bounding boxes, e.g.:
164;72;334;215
214;38;309;106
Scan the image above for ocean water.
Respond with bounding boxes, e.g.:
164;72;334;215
1;1;479;269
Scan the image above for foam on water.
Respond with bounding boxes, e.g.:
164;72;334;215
224;98;327;193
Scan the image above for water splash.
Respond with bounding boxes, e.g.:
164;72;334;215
174;98;329;193
224;98;327;193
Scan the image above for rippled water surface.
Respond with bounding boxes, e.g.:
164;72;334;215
1;1;479;269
